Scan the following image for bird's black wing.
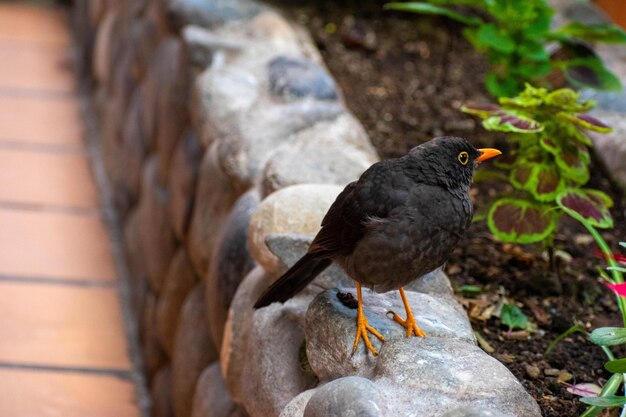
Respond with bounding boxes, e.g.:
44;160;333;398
255;158;413;308
309;159;411;256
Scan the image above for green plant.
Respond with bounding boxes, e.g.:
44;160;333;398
500;303;529;331
385;0;626;97
462;84;614;245
546;233;626;416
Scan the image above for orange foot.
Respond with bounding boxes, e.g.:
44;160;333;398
352;282;385;356
387;287;426;337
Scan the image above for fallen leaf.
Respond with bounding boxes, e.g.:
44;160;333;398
526;298;552;325
564;382;602;397
474;331;495;353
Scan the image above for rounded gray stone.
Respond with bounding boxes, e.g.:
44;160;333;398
216;101;344;190
220;266;272;403
247;184;343;274
191;363;236;417
168;0;263;30
305;288;475;381
240;302;318;417
171;285;218;417
261;114;378;196
303;377;385;417
279;389;316;417
206;189;259;349
373;337;541;417
187;143;241;276
268;56;338;101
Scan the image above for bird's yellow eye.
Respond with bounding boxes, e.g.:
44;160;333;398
457;151;469;165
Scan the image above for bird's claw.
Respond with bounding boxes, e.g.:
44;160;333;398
387;310;426;337
352;311;384;356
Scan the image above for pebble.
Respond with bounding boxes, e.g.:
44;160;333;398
524;364;541;379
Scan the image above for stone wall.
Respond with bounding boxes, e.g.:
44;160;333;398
73;1;541;416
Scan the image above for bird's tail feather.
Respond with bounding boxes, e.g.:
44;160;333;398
254;253;331;308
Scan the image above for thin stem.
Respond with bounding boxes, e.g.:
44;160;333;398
601;345;615;361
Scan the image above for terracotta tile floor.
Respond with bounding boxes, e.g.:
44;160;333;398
0;3;141;417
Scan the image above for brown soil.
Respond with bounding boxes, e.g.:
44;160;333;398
273;1;626;416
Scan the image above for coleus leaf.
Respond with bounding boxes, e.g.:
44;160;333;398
557;112;612;133
540;137;590;185
589;327;626;346
487;198;557;244
557;189;613;228
565;382;602;398
559;123;593;146
482;113;543;133
460;102;503;118
531;164;565;201
580;395;626;407
585;189;614;208
510;160;565;202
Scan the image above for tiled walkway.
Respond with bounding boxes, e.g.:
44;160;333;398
0;3;141;416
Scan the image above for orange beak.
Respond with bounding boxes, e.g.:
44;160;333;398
476;148;502;163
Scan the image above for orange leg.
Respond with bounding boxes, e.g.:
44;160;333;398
388;287;426;337
352;282;385;356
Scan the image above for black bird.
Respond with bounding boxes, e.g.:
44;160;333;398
254;136;501;355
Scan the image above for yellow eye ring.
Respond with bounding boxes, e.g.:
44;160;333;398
458;151;469;165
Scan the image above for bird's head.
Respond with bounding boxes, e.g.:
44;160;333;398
407;136;501;189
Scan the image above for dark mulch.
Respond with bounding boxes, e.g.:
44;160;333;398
273;1;626;415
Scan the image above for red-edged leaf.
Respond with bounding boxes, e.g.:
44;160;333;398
557;143;590;184
564;382;602;398
557;112;612;133
510;161;565;202
460;102;503;118
483;113;543;133
605;282;626;297
487;198;557;244
562;123;593;146
586;189;614;208
557;189;613;228
510;163;533;188
533;164;564;201
539;137;558;153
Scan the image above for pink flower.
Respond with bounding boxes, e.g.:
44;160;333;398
604;282;626;297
